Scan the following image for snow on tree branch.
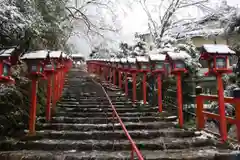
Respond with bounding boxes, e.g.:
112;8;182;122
136;0;210;47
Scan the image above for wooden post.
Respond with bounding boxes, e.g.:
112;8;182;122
216;73;227;142
157;74;162;112
46;75;52;121
235;100;240;142
119;71;122;88
28;79;38;136
113;68;116;85
52;72;58;114
125;72;128;96
143;72;147;104
132;72;137;103
196;95;205;129
176;72;183;128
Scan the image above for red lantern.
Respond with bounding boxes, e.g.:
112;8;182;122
136;56;150;104
21;50;50;79
149;54;166;112
136;56;150;71
200;44;236;142
0;48;16;84
165;51;190;128
21;50;50;136
166;51;190;74
149;54;166;73
200;44;235;75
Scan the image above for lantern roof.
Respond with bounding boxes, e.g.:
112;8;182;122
0;48;15;57
120;58;127;63
21;50;50;60
71;53;84;58
127;57;136;63
115;58;120;62
167;51;191;60
149;54;166;61
49;50;62;58
136;56;149;62
201;44;235;54
110;58;115;62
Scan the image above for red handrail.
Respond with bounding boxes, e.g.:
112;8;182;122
92;79;144;160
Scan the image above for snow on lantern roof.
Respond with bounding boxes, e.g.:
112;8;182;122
71;53;84;58
120;58;127;63
149;54;166;61
110;58;115;62
136;56;149;62
127;57;136;63
115;58;120;62
49;51;62;58
21;50;50;60
160;47;175;53
201;44;235;54
0;48;15;57
167;51;191;60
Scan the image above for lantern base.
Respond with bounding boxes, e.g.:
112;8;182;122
204;69;232;76
152;70;165;74
171;69;187;74
138;69;150;73
44;70;55;76
0;76;15;84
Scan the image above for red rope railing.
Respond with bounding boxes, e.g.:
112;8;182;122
92;79;144;160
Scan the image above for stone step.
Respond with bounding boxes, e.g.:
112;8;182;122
58;101;133;105
57;106;158;113
22;129;200;141
62;95;126;99
57;103;152;108
0;148;239;160
61;97;128;102
56;111;158;117
37;116;178;124
0;137;218;151
36;122;176;131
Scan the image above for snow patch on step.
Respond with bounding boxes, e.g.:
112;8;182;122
64;150;77;153
195;131;215;140
166;116;177;119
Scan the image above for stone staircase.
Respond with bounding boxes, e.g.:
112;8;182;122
0;70;239;159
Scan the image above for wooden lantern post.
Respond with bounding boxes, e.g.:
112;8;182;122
110;58;116;84
44;51;64;121
136;56;150;105
52;57;64;114
101;59;107;80
43;53;55;122
96;59;101;76
166;51;190;128
120;58;128;96
149;53;166;112
127;57;137;103
21;50;49;136
113;58;120;85
98;59;104;78
118;58;124;89
200;44;235;142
